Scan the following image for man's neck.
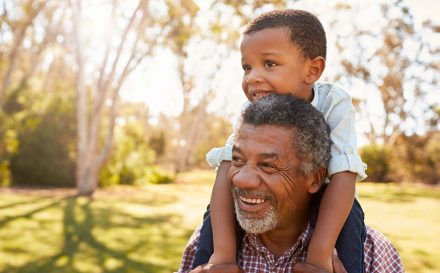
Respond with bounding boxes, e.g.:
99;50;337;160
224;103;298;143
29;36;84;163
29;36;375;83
258;216;309;259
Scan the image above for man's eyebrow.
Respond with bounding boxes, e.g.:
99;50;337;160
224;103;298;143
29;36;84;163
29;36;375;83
232;146;278;160
259;152;279;160
232;145;241;153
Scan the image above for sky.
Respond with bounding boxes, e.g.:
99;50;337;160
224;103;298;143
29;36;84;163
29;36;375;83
118;0;439;134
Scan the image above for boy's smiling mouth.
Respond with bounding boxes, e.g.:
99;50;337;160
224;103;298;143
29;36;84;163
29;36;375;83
249;90;272;100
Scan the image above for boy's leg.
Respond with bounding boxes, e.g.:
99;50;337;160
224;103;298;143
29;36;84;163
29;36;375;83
309;186;366;273
192;205;214;269
335;199;366;273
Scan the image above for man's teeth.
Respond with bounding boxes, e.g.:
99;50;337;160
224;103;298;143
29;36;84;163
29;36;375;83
240;196;266;204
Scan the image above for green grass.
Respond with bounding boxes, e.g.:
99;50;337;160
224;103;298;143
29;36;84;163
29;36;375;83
358;183;440;273
0;170;439;273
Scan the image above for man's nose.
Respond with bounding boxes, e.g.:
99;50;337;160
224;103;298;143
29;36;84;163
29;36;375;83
232;165;262;189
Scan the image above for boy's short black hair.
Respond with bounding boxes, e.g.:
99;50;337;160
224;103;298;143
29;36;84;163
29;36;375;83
244;9;327;60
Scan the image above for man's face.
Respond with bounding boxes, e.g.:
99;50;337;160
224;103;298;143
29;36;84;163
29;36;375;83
229;124;314;234
240;27;312;103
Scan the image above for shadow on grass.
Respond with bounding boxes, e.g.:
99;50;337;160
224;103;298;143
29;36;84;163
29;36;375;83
94;185;181;208
1;196;187;273
0;197;49;210
0;198;65;228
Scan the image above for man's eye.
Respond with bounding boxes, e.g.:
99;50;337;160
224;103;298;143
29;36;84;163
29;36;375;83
242;64;251;72
264;61;277;68
232;156;245;166
259;162;277;173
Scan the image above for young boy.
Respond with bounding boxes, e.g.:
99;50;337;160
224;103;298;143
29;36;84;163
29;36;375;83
193;9;367;273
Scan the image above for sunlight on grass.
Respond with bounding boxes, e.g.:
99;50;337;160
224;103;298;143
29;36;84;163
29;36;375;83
0;171;438;273
358;182;440;273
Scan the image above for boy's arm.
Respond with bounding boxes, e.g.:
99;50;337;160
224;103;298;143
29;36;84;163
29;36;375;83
306;172;356;271
206;105;247;264
306;87;363;271
209;161;237;264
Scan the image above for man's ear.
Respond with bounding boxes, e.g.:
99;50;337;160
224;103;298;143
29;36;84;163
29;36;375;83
304;56;325;85
307;167;327;194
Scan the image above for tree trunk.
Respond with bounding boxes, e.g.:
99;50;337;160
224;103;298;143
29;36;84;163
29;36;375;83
73;0;152;195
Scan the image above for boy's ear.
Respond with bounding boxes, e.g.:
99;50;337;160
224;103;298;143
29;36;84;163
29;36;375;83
307;167;327;194
304;56;325;85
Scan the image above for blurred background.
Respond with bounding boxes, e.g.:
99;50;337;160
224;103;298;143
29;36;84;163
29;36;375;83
0;0;439;272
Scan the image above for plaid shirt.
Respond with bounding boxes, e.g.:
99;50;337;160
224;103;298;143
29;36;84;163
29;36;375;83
177;223;404;273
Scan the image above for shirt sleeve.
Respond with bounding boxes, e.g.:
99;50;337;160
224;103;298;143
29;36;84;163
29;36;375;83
205;133;234;167
326;91;367;181
176;225;201;273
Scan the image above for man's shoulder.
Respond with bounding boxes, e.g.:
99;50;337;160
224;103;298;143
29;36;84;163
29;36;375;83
364;226;405;273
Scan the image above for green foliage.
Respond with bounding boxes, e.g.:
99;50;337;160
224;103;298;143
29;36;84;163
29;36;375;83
149;131;166;159
9;97;76;187
2;80;27;114
0;112;12;186
145;166;174;184
393;133;440;184
100;122;156;187
360;133;440;184
0;161;11;186
359;144;393;182
193;114;232;167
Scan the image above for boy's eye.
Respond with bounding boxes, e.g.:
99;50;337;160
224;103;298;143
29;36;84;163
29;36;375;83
242;64;251;72
264;60;277;68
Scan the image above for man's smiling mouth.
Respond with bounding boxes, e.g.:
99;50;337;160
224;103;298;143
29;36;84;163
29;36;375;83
240;196;267;204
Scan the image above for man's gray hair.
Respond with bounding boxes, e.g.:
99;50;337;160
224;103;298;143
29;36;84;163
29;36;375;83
240;94;330;175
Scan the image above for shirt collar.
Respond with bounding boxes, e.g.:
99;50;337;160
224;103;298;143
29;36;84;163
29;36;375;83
242;222;313;261
311;83;319;108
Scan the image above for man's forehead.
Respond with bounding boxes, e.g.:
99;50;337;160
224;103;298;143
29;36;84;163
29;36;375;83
235;124;295;154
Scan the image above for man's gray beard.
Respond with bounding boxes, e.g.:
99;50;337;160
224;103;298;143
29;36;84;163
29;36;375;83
232;186;278;234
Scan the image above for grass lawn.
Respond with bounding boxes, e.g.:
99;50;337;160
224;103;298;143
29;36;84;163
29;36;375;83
0;169;439;273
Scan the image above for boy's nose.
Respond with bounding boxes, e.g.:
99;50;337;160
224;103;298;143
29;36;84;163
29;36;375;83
232;165;262;189
246;69;264;84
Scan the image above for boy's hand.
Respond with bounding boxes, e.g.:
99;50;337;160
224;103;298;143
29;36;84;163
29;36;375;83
331;251;348;273
208;251;237;265
189;263;243;273
293;252;347;273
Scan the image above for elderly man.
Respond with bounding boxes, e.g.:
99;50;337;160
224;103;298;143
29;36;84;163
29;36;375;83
178;94;403;273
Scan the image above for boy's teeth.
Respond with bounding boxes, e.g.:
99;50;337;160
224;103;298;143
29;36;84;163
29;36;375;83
254;92;270;98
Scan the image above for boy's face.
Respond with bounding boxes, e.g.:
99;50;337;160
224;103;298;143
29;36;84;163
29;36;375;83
240;27;313;102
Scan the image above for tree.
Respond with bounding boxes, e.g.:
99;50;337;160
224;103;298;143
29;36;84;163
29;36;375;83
165;0;290;174
72;0;160;195
331;0;439;145
0;0;63;107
